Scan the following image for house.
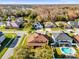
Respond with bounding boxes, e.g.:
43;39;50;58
67;21;79;28
55;21;71;28
0;32;5;46
74;35;79;43
11;21;19;28
52;33;73;46
33;22;43;29
44;22;56;28
6;21;19;28
27;33;48;47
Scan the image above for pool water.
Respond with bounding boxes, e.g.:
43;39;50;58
61;47;76;55
62;47;72;54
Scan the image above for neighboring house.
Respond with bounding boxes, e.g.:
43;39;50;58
33;22;43;29
68;21;79;28
27;33;48;47
44;22;56;28
52;33;73;46
11;21;19;28
74;35;79;43
0;32;5;46
6;21;19;28
55;21;71;28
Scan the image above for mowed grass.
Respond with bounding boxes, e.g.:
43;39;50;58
18;34;25;47
22;35;28;46
0;33;16;58
17;34;28;47
67;33;75;37
21;33;31;47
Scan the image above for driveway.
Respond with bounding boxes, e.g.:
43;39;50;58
1;34;25;59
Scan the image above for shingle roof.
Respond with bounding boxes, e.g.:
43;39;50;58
56;33;73;41
44;22;56;27
68;21;79;27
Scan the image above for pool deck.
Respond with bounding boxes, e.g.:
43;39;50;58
55;47;79;58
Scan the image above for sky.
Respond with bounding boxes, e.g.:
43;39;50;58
0;0;79;4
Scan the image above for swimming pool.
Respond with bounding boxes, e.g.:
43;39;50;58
61;47;76;55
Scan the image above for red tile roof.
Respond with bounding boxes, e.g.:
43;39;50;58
28;33;48;43
27;33;48;46
74;35;79;42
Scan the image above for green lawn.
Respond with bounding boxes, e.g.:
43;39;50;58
0;33;16;58
4;33;16;38
76;49;79;53
22;35;29;46
17;33;29;47
0;26;6;29
67;33;75;37
18;35;26;47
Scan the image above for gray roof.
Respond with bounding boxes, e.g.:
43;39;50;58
0;22;5;25
56;33;73;41
68;21;79;27
52;33;60;39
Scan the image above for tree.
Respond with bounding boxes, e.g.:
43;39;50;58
29;12;37;20
9;46;34;59
25;10;32;17
3;15;8;21
34;45;53;59
59;23;64;28
36;16;42;22
56;15;63;21
11;16;16;21
9;45;53;59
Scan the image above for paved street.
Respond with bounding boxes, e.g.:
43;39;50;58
36;28;63;34
2;30;27;34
